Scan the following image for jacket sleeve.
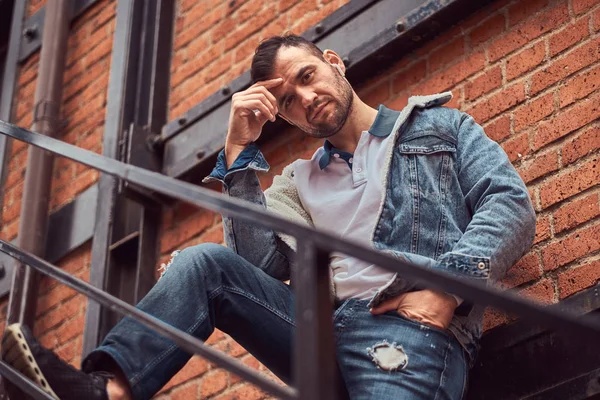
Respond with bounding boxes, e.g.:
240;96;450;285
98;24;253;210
437;111;537;284
202;144;310;281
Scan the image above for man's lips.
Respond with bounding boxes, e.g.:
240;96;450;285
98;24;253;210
311;101;329;123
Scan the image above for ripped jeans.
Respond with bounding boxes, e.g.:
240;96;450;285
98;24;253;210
82;243;467;400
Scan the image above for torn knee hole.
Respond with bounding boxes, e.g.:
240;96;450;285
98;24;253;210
367;340;408;371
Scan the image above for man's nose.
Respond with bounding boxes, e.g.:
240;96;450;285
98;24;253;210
299;88;317;109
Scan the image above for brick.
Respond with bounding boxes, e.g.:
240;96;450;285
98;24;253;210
260;14;289;40
224;6;276;51
171;383;200;400
469;14;506;48
553;193;600;233
214;385;266;400
562;126;600;165
182;2;210;29
500;252;543;289
483;115;511;142
539;157;600;209
417;51;486;94
175;8;222;49
161;356;209;393
518;278;555;304
392;61;427;93
465;66;502;101
468;82;526;124
212;16;237;43
55;339;79;364
204;53;233;83
508;0;549;27
177;210;214;245
363;81;390;107
214;338;248;358
517;149;559;183
558;259;600;299
200;370;229;398
559;64;600;108
595;8;600;31
55;313;85;346
573;0;600;15
531;37;600;95
205;328;226;346
541;223;600;270
513;93;555;132
500;131;530;162
534;214;552;245
549;17;590;56
488;2;570;61
535;91;600;149
483;307;516;331
280;0;300;12
506;41;546;81
429;37;465;72
236;0;265;25
288;0;318;25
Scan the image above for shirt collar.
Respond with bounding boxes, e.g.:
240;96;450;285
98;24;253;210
318;105;401;170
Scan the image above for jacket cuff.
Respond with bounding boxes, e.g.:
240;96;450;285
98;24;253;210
202;143;269;184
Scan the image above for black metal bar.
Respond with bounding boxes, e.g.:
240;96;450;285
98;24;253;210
0;361;54;400
18;0;100;62
44;183;98;264
7;0;71;329
0;239;296;400
293;240;337;400
2;121;600;340
0;0;26;237
83;0;137;356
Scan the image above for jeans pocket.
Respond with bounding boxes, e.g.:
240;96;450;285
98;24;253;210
385;311;451;338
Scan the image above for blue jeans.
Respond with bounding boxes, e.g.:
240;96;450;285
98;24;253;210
82;243;467;399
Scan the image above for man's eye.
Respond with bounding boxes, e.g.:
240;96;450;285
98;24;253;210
303;72;312;82
285;96;293;109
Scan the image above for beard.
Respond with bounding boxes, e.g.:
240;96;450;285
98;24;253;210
297;73;354;139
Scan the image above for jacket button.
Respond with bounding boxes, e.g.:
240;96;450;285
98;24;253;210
477;262;486;270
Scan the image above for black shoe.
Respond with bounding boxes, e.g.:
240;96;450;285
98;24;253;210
1;323;111;400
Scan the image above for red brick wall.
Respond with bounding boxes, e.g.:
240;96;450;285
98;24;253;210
1;0;600;398
0;0;115;377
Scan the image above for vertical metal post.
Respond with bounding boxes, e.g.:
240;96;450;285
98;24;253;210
82;0;137;356
0;0;26;229
294;240;338;400
6;0;71;326
82;0;174;355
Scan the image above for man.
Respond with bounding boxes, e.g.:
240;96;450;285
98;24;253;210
2;34;536;399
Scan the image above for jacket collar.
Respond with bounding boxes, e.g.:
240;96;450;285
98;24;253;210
319;104;401;170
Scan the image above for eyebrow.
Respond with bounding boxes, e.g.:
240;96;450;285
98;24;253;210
278;65;315;110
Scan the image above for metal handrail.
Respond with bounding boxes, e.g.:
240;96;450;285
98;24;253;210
0;119;599;399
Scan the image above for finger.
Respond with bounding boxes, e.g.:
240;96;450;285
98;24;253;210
251;77;283;89
369;294;405;315
241;87;279;114
236;99;275;122
236;93;277;118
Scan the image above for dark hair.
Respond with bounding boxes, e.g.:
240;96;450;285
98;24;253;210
251;34;325;83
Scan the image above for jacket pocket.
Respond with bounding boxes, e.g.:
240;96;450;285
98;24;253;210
394;133;457;258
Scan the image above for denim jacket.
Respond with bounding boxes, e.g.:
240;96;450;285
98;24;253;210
203;92;537;364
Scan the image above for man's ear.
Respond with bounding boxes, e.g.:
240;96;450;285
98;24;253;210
322;49;345;75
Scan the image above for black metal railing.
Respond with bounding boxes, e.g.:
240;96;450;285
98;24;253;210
0;119;599;399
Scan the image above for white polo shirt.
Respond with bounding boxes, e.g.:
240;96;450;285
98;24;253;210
291;127;396;301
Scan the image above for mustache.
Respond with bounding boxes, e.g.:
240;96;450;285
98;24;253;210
308;98;330;122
